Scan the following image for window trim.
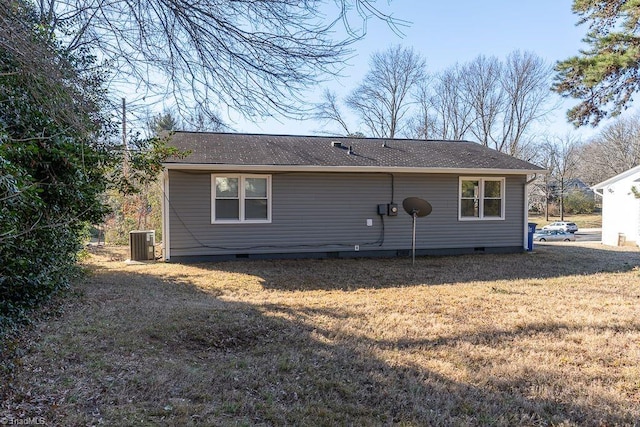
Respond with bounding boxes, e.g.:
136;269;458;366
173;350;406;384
458;177;506;221
211;174;272;223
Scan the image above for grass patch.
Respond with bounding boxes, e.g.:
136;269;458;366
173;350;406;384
1;243;639;425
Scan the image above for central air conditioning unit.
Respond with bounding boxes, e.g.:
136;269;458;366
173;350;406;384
129;230;155;261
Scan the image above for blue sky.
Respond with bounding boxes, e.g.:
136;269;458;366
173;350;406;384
228;0;604;140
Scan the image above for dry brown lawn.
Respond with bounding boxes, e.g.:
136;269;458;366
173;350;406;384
2;242;640;426
529;213;602;229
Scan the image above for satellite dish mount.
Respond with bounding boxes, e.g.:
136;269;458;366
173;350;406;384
402;197;433;265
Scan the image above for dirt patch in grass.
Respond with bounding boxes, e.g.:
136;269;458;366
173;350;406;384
2;243;639;425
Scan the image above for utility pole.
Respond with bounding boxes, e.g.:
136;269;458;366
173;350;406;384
122;98;131;239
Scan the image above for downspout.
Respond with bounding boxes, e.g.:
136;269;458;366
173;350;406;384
524;174;538;250
162;168;170;261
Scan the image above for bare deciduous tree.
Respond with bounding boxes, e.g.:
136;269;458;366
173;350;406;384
30;0;404;123
540;134;582;220
345;45;427;138
313;48;552;154
463;52;552;156
407;83;437;139
530;139;556;221
577;114;640;185
314;89;354;136
498;51;554;157
460;55;503;147
425;51;553;157
428;65;473;140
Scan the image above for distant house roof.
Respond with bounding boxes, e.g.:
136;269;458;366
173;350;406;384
592;164;640;192
546;178;595;193
164;132;545;174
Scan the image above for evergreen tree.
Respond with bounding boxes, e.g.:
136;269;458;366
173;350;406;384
554;0;640;126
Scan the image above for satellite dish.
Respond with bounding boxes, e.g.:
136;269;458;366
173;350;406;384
402;197;432;218
402;197;432;265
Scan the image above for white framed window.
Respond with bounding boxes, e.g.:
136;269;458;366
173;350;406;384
212;174;271;223
459;177;505;220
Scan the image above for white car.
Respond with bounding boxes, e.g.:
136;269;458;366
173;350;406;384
533;229;576;242
542;221;578;233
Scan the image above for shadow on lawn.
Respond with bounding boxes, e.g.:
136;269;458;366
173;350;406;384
9;263;635;426
184;243;640;291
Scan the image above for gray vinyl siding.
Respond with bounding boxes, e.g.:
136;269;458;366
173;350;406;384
167;170;526;258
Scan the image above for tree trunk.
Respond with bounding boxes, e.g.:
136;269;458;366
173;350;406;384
559;181;565;221
545;197;549;221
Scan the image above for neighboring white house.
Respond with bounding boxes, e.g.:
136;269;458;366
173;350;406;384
592;165;640;246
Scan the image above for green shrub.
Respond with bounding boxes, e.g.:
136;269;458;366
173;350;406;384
0;1;109;328
563;192;597;214
0;1;182;330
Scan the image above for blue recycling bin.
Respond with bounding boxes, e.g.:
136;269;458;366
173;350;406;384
527;222;537;251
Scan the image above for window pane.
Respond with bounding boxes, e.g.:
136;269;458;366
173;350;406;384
484;199;502;217
215;199;239;219
245;178;267;198
461;180;479;198
485;180;501;198
461;199;479;217
215;177;238;197
245;199;268;220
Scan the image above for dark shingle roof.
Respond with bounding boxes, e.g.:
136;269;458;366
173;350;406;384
165;132;544;172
